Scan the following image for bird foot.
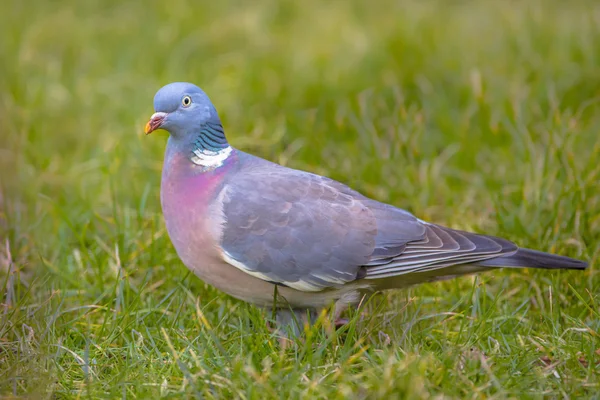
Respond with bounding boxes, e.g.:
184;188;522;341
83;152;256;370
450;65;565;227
335;318;349;328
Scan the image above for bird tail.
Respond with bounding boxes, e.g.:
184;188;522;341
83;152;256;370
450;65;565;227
478;248;588;270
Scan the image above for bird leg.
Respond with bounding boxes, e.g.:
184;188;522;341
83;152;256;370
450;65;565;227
267;303;354;347
333;299;350;328
273;308;318;336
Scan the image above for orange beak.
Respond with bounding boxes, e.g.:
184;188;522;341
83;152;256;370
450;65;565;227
144;112;167;135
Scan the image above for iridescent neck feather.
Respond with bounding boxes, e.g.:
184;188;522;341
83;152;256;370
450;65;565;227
189;122;231;169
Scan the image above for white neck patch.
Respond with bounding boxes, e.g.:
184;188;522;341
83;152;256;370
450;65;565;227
191;146;232;168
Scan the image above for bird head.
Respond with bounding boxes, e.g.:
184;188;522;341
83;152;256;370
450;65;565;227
144;82;221;138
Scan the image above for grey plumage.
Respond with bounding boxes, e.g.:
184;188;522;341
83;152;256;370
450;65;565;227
146;82;589;335
221;155;377;291
218;152;587;293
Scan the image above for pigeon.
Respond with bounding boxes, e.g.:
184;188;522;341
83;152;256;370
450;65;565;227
144;82;588;331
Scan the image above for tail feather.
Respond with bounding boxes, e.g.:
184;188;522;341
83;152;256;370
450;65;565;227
478;248;588;270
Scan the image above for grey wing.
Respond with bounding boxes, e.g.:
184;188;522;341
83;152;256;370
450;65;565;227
219;169;379;291
219;162;517;291
363;221;518;279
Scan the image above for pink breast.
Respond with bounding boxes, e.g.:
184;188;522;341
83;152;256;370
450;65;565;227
160;151;230;273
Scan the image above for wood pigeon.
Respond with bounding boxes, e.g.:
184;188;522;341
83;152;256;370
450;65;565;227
144;82;588;331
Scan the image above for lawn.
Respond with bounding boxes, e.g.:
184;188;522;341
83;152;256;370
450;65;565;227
1;0;599;398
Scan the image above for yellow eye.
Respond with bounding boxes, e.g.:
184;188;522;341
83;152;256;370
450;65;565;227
182;95;192;107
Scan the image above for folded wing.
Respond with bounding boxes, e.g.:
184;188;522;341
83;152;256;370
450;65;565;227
220;166;380;291
218;160;517;291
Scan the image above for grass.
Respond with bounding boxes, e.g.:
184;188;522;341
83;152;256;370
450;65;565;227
1;0;599;398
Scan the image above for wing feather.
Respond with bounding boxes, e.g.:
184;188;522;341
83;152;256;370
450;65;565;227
364;225;517;278
219;163;379;291
216;155;518;291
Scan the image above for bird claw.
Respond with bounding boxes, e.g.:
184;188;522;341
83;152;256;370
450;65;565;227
335;318;349;328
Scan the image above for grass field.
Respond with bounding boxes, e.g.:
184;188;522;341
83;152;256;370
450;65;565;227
1;0;599;398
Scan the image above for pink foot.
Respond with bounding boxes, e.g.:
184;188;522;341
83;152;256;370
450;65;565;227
335;318;349;328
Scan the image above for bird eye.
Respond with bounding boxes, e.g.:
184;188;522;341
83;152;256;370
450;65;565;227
182;95;192;107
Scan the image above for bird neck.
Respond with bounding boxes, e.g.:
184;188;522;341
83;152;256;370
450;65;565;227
166;121;233;172
189;121;232;169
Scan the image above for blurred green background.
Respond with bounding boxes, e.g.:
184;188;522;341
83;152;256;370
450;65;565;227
1;0;599;398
